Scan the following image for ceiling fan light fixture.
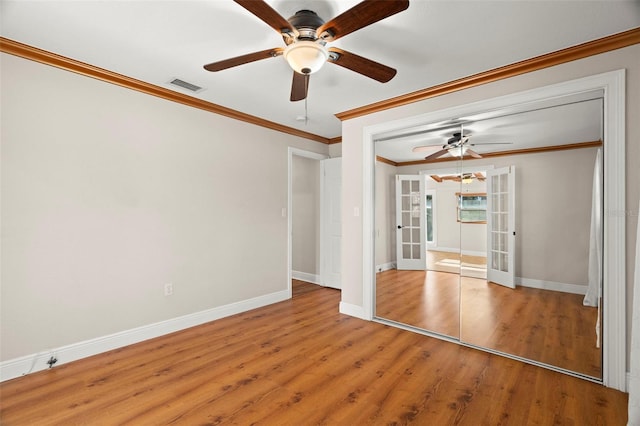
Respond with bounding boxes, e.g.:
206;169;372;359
284;41;328;74
449;145;469;158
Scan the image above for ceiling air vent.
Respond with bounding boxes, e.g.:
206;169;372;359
169;78;204;93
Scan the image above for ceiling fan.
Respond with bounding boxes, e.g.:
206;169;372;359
412;127;511;161
412;131;482;160
203;0;410;101
430;172;486;183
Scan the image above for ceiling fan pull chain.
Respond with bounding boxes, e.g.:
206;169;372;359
305;96;308;125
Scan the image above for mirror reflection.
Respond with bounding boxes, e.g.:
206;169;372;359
375;158;463;338
374;94;603;378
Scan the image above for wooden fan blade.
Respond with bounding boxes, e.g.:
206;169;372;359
204;48;283;72
470;142;513;146
317;0;409;42
328;47;396;83
234;0;297;37
412;145;445;153
424;149;449;161
290;72;309;102
466;148;483;159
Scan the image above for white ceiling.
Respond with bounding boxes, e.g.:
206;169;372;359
1;0;638;141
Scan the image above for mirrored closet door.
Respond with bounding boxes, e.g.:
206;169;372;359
374;92;604;380
374;149;462;339
458;99;604;378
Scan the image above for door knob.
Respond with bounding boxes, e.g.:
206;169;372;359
397;225;403;229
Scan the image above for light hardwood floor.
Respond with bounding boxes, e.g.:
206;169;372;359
376;269;460;338
0;280;627;425
461;276;601;378
376;269;601;378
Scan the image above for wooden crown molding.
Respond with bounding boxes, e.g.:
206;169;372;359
376;156;398;166
336;27;640;122
0;37;331;145
3;28;638;144
390;140;602;167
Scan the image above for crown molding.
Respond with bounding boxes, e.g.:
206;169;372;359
336;27;640;121
392;140;602;167
375;156;398;166
0;37;331;145
4;27;638;144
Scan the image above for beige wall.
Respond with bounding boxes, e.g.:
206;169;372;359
292;155;320;275
341;44;639;364
0;53;328;361
375;161;396;268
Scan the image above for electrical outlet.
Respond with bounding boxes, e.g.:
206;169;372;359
47;356;57;368
164;283;173;296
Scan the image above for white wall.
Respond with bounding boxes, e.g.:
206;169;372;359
292;155;320;276
340;44;639;366
0;53;328;363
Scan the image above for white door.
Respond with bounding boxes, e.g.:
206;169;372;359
321;158;341;289
486;166;516;288
395;175;425;270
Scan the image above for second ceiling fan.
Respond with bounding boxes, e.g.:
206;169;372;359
204;0;410;101
413;131;483;161
412;125;512;162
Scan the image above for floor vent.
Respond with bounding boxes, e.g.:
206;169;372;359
169;78;204;93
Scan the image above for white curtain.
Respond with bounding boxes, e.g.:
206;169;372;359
628;199;640;425
584;149;602;308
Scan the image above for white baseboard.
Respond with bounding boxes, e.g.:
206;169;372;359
339;301;368;320
516;277;587;295
0;289;290;382
375;262;396;272
291;270;321;285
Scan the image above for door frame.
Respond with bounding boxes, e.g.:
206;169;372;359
361;70;626;390
287;148;328;297
419;166;494;254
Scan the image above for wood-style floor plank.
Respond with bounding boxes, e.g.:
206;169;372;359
376;269;601;378
0;280;627;425
376;269;460;338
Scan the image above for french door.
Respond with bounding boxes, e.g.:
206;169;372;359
395;175;425;270
486;166;516;288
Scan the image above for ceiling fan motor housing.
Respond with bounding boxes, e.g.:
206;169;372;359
284;10;328;74
288;10;325;40
447;132;468;145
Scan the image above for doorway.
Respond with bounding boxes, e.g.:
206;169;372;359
288;148;341;294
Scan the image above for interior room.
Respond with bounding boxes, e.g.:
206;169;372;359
1;1;639;424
